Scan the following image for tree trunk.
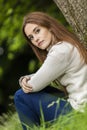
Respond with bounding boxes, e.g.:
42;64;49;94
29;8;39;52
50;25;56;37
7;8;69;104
53;0;87;48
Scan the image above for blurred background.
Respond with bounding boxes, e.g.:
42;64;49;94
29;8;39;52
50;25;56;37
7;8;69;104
0;0;69;116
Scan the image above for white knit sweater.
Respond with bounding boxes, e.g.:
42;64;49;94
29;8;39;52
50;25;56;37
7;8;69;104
27;41;87;111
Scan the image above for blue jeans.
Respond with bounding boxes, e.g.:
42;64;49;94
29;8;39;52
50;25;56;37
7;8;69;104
14;86;72;130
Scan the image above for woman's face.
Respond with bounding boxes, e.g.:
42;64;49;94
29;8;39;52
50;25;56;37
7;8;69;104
24;23;52;50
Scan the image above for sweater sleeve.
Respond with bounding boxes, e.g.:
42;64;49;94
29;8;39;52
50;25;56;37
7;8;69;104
27;42;72;92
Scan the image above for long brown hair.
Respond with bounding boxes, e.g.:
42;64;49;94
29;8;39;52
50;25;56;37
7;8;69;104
22;11;87;63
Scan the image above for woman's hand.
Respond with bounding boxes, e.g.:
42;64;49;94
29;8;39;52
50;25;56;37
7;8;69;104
19;76;33;93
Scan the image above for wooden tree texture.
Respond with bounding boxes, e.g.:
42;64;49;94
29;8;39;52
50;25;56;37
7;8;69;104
53;0;87;48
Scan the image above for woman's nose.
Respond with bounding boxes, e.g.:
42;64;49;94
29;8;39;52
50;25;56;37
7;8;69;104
34;36;39;42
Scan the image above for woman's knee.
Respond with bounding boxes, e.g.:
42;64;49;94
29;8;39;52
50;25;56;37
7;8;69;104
14;89;36;107
14;89;23;102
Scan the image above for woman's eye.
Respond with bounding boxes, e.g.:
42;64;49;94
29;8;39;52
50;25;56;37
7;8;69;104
35;29;40;34
28;36;33;41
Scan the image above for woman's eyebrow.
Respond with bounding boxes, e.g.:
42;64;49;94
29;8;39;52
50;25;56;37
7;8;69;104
33;26;39;32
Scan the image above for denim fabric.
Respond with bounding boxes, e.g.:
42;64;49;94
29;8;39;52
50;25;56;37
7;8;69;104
14;86;72;130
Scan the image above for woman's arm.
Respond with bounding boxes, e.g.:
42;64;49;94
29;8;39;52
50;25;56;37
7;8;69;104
19;74;34;87
19;74;34;93
27;42;72;92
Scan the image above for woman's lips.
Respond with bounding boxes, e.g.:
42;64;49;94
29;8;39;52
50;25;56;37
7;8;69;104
38;40;44;46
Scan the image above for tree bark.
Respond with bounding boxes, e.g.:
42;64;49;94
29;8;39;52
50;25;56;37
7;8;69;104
53;0;87;48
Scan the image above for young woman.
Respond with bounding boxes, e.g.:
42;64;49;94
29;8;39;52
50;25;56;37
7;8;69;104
14;12;87;130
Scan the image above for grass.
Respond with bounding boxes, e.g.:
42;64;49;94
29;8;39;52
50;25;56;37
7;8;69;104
0;112;22;130
0;107;87;130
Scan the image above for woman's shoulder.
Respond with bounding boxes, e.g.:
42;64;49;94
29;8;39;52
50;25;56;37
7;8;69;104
49;41;74;54
56;41;73;49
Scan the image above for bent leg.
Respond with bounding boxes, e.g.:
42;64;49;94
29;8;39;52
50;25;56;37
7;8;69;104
14;87;72;130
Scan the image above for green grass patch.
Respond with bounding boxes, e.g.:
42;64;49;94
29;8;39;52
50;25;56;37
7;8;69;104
0;107;87;130
0;112;22;130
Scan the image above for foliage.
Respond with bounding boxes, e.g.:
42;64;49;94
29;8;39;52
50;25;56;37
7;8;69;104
0;107;87;130
0;112;22;130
